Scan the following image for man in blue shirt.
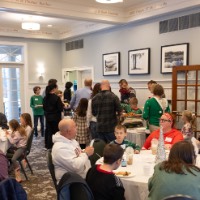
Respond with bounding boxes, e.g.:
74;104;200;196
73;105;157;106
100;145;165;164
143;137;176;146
70;78;92;110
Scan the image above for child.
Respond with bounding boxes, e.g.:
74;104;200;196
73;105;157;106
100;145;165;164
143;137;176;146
121;97;142;117
73;98;90;149
119;79;136;103
30;86;44;137
6;119;27;182
181;110;196;141
20;113;33;138
111;124;140;153
86;143;125;200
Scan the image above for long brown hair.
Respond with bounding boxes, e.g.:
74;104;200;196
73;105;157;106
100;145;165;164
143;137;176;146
159;141;200;175
21;113;33;128
76;98;88;117
9;119;26;137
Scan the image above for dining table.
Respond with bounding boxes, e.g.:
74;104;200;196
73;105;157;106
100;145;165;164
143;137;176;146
0;128;9;154
97;150;200;200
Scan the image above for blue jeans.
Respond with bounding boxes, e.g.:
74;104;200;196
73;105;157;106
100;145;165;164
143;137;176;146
97;132;115;143
89;121;99;139
34;115;44;137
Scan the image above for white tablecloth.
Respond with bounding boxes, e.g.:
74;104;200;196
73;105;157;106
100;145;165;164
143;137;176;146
97;150;200;200
127;128;146;147
0;129;9;154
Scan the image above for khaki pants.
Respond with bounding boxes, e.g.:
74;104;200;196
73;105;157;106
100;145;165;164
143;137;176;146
149;124;159;133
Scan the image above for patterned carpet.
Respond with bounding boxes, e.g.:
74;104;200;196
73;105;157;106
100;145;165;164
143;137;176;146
20;137;57;200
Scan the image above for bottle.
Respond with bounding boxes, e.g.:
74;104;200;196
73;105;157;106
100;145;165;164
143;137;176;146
121;155;127;167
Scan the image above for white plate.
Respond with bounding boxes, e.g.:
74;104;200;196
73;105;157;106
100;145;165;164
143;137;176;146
114;171;135;178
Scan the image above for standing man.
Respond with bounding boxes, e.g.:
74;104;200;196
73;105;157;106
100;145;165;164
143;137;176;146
92;80;122;143
52;119;94;183
30;86;44;137
70;78;92;110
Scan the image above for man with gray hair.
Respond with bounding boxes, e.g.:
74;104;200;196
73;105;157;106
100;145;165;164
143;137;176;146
70;78;92;110
92;80;122;143
52;119;94;183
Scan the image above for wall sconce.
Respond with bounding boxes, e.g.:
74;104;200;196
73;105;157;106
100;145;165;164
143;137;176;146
37;63;45;81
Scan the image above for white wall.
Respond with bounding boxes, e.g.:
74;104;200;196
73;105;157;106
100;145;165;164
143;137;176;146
61;7;200;106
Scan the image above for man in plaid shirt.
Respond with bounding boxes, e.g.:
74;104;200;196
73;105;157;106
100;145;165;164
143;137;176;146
92;80;122;143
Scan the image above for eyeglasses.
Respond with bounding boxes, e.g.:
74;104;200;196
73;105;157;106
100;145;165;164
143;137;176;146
159;118;171;123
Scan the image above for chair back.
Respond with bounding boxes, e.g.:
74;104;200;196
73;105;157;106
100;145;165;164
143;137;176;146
89;139;106;166
162;194;196;200
57;172;94;200
46;149;58;191
0;178;27;200
26;129;34;155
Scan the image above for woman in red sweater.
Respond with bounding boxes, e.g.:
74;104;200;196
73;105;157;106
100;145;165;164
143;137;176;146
143;113;183;150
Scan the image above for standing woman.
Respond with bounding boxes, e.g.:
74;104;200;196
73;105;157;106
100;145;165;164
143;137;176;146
63;81;73;103
43;84;64;149
143;84;170;133
87;83;101;139
73;98;90;149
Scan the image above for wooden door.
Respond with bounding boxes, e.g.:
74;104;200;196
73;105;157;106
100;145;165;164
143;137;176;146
172;65;200;138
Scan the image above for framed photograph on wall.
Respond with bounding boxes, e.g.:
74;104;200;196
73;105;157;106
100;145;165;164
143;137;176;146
103;52;120;76
128;48;150;75
161;43;189;74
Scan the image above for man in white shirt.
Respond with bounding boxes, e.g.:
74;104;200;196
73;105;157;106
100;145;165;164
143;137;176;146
52;119;94;183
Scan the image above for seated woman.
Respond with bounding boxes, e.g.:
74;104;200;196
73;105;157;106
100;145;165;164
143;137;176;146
148;141;200;200
143;113;183;150
0;150;8;182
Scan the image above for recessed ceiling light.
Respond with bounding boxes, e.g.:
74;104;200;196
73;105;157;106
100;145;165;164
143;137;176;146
21;22;40;30
47;24;52;27
96;0;123;3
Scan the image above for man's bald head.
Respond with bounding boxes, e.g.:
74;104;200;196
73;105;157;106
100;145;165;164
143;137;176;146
101;79;110;91
84;79;92;87
59;119;76;140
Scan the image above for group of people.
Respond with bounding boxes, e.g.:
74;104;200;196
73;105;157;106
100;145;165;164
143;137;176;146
1;76;200;200
0;112;33;182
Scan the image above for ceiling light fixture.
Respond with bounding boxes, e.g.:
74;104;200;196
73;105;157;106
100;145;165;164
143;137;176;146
96;0;123;3
21;22;40;30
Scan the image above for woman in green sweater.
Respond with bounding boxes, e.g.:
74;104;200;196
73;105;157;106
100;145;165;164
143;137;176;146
148;141;200;200
143;84;170;133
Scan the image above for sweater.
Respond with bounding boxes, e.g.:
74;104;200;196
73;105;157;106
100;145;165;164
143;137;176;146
111;139;141;151
143;128;183;149
143;97;170;127
30;95;44;116
86;165;125;200
148;163;200;200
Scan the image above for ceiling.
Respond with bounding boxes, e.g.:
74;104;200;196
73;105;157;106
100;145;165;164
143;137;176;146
0;0;199;40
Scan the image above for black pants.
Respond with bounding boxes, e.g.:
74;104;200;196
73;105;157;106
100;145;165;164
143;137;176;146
46;120;59;149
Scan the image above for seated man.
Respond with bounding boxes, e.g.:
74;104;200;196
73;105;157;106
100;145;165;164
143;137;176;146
52;119;94;183
86;144;125;200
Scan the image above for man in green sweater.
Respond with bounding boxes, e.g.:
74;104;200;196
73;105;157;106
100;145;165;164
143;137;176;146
30;86;44;137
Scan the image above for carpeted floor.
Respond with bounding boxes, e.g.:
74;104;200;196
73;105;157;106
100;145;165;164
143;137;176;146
20;137;57;200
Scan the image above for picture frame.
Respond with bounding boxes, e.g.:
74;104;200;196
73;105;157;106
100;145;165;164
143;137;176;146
128;48;150;75
161;43;189;74
103;52;120;76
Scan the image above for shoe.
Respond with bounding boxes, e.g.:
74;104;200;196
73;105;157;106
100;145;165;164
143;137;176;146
15;168;22;183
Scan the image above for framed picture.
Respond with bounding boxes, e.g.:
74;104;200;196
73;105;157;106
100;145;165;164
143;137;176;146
161;43;189;74
128;48;150;75
103;52;120;76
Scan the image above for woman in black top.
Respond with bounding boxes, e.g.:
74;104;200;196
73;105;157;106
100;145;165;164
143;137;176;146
43;84;64;149
63;81;73;103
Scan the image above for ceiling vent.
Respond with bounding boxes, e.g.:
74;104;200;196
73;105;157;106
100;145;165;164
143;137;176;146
66;39;83;51
159;12;200;34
